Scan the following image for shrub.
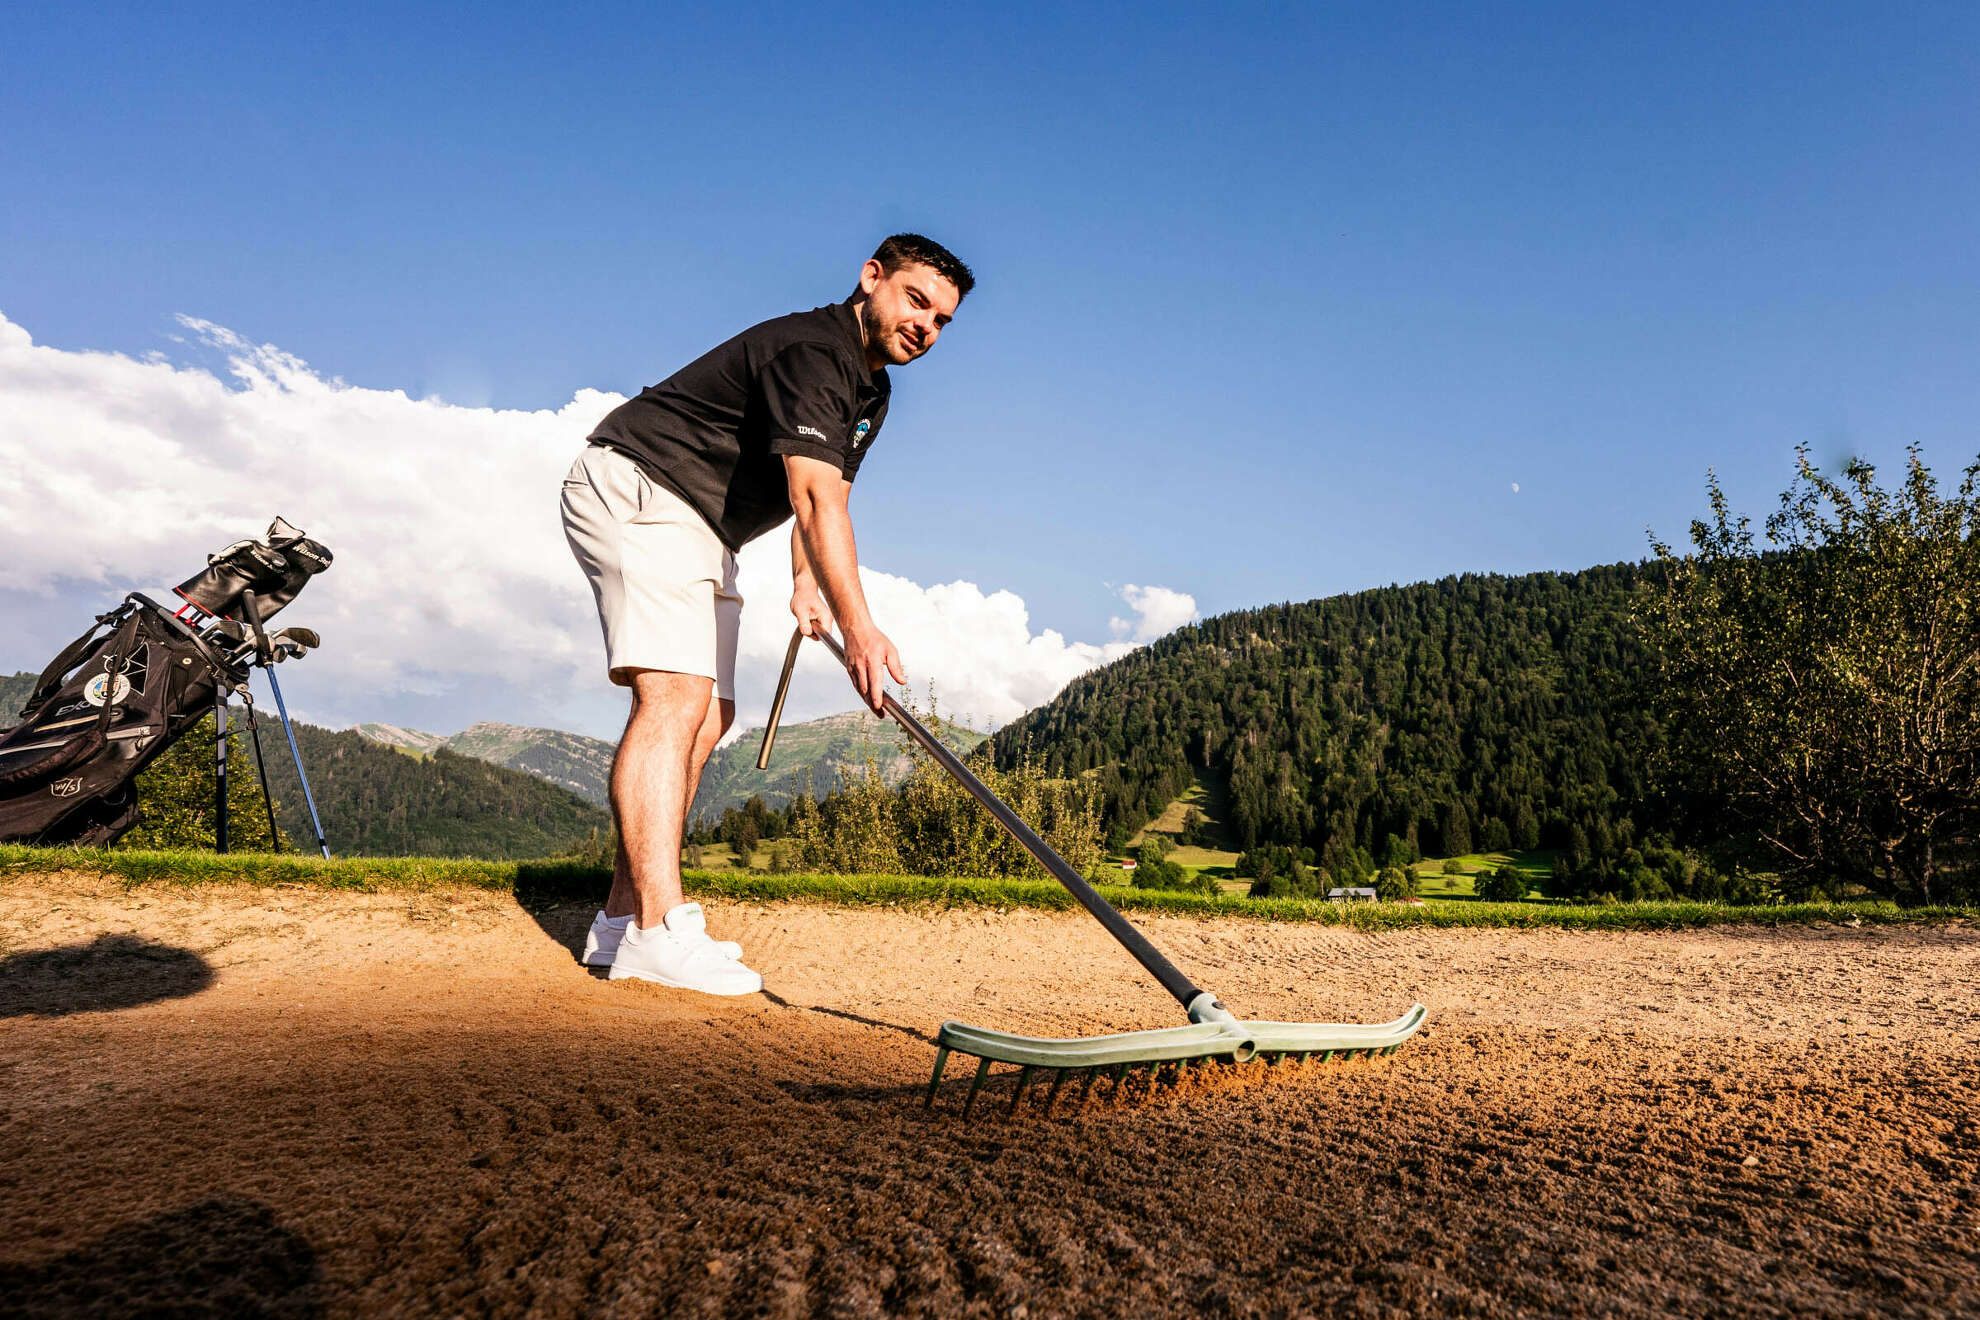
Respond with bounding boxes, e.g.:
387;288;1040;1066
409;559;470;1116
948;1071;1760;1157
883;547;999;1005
1375;865;1415;901
1249;872;1295;899
1477;865;1528;902
1130;841;1190;890
788;714;1104;879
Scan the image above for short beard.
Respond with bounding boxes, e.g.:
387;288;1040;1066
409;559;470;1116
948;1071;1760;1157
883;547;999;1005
859;300;909;365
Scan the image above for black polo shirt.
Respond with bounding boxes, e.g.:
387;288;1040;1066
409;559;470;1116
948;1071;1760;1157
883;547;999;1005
588;299;890;552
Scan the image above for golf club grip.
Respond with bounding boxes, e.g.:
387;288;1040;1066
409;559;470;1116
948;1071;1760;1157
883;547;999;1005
756;628;805;771
813;628;1205;1013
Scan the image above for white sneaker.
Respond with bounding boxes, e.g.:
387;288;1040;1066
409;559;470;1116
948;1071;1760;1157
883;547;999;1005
606;904;763;995
583;907;742;967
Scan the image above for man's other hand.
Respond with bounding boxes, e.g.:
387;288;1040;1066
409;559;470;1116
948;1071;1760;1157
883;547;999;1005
790;583;832;638
842;624;905;715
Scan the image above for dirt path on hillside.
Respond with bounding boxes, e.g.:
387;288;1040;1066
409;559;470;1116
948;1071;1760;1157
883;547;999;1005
2;876;1977;1318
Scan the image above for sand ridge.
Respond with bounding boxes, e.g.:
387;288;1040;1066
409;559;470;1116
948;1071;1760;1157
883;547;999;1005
2;877;1976;1317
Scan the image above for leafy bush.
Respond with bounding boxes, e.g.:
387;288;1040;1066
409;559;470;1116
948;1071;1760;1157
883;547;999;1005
1646;445;1980;905
1477;865;1527;902
1248;872;1294;898
786;713;1103;880
1129;841;1189;890
1375;865;1415;901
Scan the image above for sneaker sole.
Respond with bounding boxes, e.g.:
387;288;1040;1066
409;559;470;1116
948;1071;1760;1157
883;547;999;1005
606;965;762;995
590;940;741;965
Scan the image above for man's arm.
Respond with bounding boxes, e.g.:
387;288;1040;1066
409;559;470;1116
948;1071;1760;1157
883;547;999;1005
783;454;903;712
789;521;831;638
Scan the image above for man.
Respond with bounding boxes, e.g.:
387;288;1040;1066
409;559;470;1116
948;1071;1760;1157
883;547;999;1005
560;234;972;995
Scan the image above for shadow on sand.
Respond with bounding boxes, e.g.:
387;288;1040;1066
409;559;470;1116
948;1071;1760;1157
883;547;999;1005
0;933;214;1018
0;1198;322;1318
511;861;612;972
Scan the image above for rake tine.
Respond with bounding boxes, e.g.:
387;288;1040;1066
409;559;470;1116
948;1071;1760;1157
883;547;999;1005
926;1046;950;1108
1112;1062;1130;1093
1299;1051;1312;1064
1044;1068;1070;1115
963;1057;993;1118
1010;1066;1035;1114
1078;1068;1100;1104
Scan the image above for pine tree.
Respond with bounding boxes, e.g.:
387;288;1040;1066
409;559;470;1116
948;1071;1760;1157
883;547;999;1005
117;713;288;852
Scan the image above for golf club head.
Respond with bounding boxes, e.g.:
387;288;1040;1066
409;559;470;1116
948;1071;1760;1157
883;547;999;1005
270;627;320;651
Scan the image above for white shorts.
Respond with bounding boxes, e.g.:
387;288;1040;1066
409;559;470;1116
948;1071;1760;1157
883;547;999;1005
561;444;741;699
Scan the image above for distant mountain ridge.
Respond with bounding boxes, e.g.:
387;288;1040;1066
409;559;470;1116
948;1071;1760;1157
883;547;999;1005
356;721;616;807
352;711;984;820
261;724;611;859
693;709;986;819
353;722;447;755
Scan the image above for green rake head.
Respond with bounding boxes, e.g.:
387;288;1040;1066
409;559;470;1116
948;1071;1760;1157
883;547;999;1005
925;1003;1429;1115
760;627;1432;1117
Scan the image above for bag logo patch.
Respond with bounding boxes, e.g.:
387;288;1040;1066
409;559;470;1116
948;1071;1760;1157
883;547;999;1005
83;673;132;707
51;777;83;798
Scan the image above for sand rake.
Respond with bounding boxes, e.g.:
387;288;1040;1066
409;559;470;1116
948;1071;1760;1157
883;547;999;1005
758;627;1427;1115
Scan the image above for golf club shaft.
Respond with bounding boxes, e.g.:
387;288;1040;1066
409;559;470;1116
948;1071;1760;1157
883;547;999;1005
214;690;229;853
264;667;331;860
755;629;805;771
808;628;1206;1013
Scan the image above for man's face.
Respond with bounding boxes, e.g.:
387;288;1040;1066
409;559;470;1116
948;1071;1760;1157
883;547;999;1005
858;260;961;367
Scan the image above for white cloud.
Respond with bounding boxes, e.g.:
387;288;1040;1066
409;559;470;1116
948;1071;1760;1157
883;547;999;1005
1511;482;1521;494
0;311;1184;737
1108;583;1199;643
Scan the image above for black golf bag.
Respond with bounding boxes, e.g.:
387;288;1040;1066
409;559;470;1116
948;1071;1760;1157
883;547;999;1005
0;518;332;848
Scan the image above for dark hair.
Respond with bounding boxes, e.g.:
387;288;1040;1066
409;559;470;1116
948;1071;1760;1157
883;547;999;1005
869;233;975;300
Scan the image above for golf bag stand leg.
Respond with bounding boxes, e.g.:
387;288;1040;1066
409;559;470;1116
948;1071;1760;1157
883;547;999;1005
263;666;331;860
215;688;230;853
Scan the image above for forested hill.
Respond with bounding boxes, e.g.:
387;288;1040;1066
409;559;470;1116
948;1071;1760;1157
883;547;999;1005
1;672;37;724
260;724;611;859
992;563;1668;867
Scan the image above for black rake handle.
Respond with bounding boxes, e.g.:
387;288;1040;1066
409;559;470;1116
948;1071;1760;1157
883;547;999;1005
755;626;1208;1015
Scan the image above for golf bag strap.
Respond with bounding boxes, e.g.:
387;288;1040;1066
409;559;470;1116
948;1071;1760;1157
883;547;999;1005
0;613;135;788
17;605;131;724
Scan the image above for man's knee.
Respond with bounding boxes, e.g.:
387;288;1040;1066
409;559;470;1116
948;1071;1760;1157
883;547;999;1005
624;670;717;725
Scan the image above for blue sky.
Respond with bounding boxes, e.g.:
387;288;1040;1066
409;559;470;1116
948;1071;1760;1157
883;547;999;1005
4;3;1977;732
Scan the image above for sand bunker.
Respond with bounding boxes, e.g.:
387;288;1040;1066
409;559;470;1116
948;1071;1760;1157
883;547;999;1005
2;876;1976;1317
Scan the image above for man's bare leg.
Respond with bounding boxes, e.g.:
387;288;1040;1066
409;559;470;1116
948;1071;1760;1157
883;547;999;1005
604;673;735;925
683;696;736;839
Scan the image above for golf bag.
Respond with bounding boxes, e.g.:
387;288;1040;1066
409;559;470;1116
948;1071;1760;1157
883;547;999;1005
0;519;332;848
